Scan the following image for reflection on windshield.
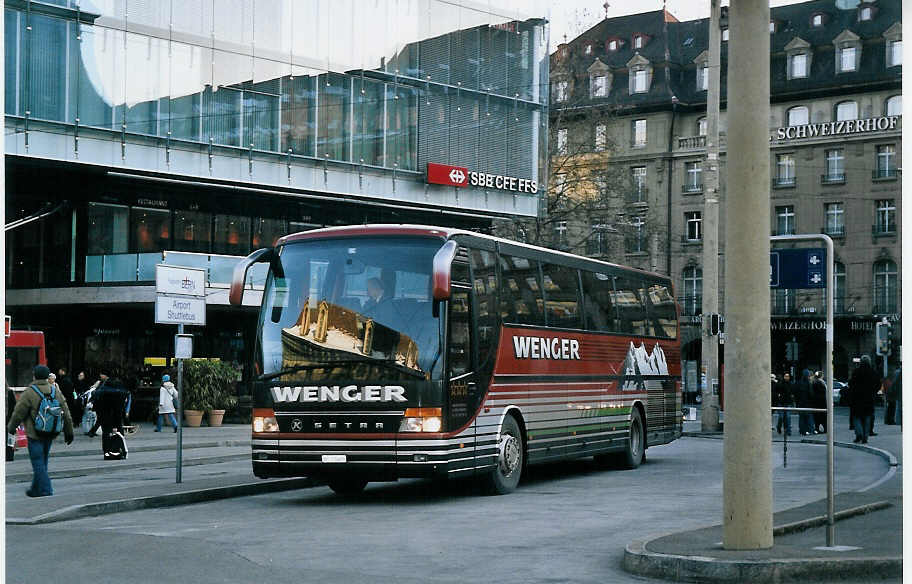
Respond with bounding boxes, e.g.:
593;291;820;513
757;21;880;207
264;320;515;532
258;237;443;382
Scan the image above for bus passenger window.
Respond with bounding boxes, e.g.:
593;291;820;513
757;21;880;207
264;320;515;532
470;249;499;371
541;263;581;329
645;282;678;339
448;289;473;378
500;254;545;326
611;276;648;336
580;271;614;332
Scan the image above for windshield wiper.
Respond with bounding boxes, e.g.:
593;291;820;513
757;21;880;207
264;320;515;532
258;357;425;381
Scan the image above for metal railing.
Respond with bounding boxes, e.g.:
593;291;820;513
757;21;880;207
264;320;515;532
772;176;796;188
682;183;703;194
872;168;899;179
820;173;846;184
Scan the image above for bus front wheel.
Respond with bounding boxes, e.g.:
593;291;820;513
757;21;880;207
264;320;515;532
484;415;524;495
328;478;368;496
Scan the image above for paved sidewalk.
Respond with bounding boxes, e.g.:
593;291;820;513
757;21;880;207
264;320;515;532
5;422;316;524
625;407;902;582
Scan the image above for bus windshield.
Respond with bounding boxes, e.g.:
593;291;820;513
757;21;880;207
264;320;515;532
256;237;444;383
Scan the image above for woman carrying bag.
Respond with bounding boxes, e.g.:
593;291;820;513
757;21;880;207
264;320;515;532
156;375;179;433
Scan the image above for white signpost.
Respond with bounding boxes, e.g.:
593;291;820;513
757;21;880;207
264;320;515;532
155;265;206;483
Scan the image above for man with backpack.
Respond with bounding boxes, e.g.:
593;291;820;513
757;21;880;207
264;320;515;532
6;365;74;497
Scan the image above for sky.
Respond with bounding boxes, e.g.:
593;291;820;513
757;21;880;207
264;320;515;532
549;0;811;50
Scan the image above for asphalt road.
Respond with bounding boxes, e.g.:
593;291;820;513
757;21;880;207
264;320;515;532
5;428;890;584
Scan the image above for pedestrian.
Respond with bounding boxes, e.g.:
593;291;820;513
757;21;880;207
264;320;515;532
56;368;77;424
848;355;879;444
773;372;794;436
85;371;109;437
5;365;74;496
72;371;88;425
156;375;179;433
94;377;131;460
894;368;902;427
812;371;827;433
795;369;815;435
884;367;900;425
6;382;17;461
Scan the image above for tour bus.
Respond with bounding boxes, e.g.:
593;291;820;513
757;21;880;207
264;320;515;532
6;330;47;393
230;225;681;495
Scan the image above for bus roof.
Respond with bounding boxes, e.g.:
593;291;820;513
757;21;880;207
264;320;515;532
276;224;671;282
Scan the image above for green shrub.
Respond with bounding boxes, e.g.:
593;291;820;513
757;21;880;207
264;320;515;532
181;360;240;411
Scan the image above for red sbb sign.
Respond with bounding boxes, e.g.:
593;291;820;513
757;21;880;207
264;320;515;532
426;163;469;188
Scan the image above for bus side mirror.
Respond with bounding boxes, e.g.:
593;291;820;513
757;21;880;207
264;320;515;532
229;248;274;306
431;241;458;318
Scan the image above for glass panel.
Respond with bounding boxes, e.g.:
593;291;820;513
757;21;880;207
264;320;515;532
209;255;239;284
469;249;498;368
163;250;209;273
85;254;103;283
173;210;212;253
103;253;137;282
213;214;251;256
170;0;214;38
580;271;614;332
130;207;170;252
352;77;385;166
317;72;350;161
282;69;317;156
252;217;287;248
78;26;123;129
214;0;253;46
386;83;418;170
448;289;472;378
88;203;129;255
124;33;168;135
6;9;21;116
541;264;581;329
499;254;544;326
253;0;292;56
645;281;677;339
27;14;70;122
137;252;161;281
169;41;205;142
246;77;281;151
611;275;647;336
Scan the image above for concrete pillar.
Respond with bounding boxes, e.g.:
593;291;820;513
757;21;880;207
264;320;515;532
700;0;722;432
722;0;773;549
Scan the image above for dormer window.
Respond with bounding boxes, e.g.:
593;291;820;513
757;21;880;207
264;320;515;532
839;46;857;71
721;28;729;42
633;70;647;92
790;53;808;77
627;54;653;95
591;74;608;97
859;6;872;21
553;80;569;103
585;44;592;55
785;37;812;80
633;35;644;49
811;13;824;27
769;20;777;33
607;39;619;52
883;22;902;67
693;50;710;91
833;30;861;73
697;117;707;136
588;58;612;99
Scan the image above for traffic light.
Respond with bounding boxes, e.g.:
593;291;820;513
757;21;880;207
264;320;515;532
710;314;721;336
876;320;892;356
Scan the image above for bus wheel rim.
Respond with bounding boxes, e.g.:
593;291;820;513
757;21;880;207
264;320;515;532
631;418;641;457
499;433;521;476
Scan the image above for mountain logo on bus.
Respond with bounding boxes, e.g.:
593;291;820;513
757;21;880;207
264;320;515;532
621;342;668;391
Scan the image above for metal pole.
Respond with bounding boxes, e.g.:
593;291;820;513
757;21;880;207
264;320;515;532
771;234;835;546
723;0;772;550
176;323;184;483
701;0;722;432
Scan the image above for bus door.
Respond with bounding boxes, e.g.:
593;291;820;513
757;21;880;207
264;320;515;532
445;261;478;471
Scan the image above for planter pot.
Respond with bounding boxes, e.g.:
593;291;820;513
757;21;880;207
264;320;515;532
184;410;204;427
208;409;226;427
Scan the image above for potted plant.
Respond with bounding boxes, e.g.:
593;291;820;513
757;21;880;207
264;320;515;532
208;361;240;427
182;359;239;427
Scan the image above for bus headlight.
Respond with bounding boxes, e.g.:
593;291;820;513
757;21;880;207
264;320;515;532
253;408;279;433
399;407;443;432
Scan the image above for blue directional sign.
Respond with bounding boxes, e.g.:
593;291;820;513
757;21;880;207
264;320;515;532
769;248;826;289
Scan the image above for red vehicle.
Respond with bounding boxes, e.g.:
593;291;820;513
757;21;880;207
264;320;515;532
6;330;47;393
230;225;682;495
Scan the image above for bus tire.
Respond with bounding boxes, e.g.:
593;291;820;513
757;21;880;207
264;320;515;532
484;415;524;495
328;478;368;496
620;408;645;469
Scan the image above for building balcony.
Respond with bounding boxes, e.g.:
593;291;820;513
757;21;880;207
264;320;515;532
820;173;846;185
872;168;899;181
872;224;897;237
677;135;706;150
772;176;797;188
682;183;703;194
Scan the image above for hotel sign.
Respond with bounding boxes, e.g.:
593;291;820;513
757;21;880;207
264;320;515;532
426;162;538;193
775;115;899;141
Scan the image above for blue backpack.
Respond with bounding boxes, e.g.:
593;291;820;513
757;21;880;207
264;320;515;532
32;385;64;437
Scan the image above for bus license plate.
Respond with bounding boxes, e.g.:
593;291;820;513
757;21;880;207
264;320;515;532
322;455;346;463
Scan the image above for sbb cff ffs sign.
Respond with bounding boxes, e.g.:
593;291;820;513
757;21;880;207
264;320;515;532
427;163;468;188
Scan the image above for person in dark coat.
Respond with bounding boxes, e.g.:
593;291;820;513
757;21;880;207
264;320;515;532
56;368;77;425
848;355;879;443
795;369;815;435
884;367;900;425
6;383;17;461
812;371;828;433
94;378;131;460
773;372;794;435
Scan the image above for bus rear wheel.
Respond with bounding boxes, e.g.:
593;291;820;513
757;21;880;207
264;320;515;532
328;478;368;496
484;415;524;495
620;408;645;469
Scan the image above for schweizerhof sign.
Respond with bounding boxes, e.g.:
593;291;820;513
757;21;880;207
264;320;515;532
774;115;899;141
271;385;407;403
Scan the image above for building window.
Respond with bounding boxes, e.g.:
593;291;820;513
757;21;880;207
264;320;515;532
876;145;897;178
213;214;251;256
697;64;708;90
633;35;643;49
595;124;607;151
789;53;808;78
787;106;809;127
776;205;795;235
859;6;873;21
584;44;592;55
838;46;857;72
825;203;845;236
774;289;796;314
888;39;902;66
824;149;845;182
886;95;902;117
685;211;702;241
557;128;568;154
607;39;618;51
722;28;729;41
554;80;568;103
632;69;648;93
632;119;647;147
834;261;846;313
683;266;702;316
875;199;896;234
130;207;170;253
770;20;777;33
873;260;897;313
631;166;647;203
553;221;569;250
776;154;796;186
626;216;646;253
812;14;823;27
697;117;707;136
684;161;702;192
588;217;610;256
835;101;858;121
591;74;608;98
